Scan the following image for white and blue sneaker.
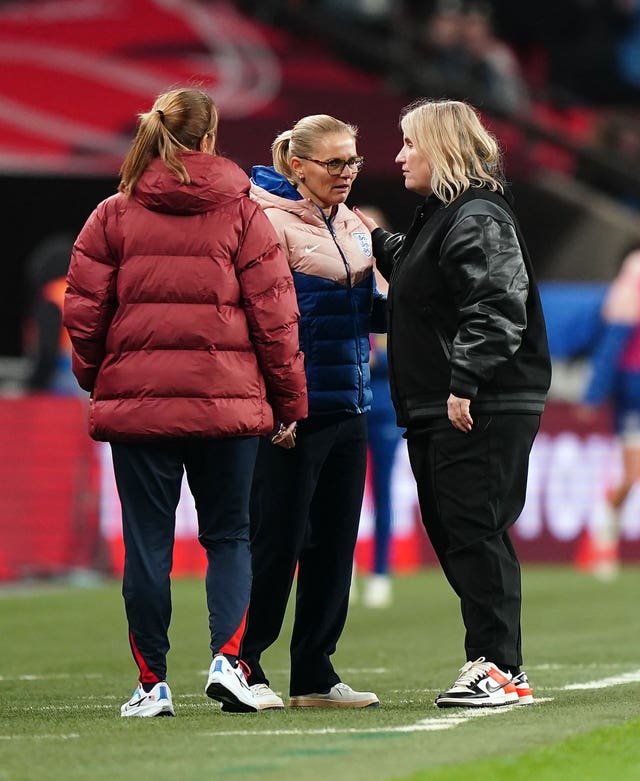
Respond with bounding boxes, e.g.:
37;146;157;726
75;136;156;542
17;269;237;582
121;681;175;718
205;655;258;713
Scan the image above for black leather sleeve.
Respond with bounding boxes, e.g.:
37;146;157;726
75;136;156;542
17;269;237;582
440;203;529;398
371;227;405;282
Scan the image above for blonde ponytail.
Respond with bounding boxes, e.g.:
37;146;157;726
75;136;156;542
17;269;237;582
119;88;218;197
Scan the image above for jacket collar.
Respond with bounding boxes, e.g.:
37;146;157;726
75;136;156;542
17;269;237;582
250;165;302;200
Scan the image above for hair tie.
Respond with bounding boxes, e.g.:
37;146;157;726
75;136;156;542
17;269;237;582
156;109;165;124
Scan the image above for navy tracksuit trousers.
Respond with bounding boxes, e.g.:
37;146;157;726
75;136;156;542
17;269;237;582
243;413;368;696
110;436;259;683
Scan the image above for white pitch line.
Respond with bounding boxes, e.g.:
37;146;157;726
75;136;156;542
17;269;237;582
562;669;640;690
197;706;516;737
0;734;80;741
0;674;102;682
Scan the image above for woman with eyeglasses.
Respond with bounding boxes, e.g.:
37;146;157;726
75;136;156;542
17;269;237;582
241;114;386;710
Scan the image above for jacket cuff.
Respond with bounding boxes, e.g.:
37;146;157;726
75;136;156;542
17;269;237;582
450;367;479;399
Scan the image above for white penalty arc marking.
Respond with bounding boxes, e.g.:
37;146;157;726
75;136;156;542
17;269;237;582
561;669;640;690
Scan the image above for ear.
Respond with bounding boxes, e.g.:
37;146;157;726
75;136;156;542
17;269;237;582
199;133;215;154
290;156;304;180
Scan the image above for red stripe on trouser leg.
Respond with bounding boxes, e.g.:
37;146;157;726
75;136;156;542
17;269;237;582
218;609;248;657
129;631;161;684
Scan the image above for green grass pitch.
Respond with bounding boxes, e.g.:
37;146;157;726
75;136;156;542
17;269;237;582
1;565;639;781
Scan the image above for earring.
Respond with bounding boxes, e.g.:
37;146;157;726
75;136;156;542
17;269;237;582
297;172;305;181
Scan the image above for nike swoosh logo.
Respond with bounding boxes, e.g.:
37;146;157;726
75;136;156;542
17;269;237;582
302;244;320;254
485;679;511;693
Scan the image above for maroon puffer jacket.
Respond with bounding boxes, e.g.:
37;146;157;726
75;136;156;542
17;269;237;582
63;152;307;441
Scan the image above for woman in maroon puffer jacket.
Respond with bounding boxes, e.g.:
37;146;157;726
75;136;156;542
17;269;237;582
63;88;307;718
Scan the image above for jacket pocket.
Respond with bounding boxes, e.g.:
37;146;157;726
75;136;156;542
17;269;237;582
422;304;452;360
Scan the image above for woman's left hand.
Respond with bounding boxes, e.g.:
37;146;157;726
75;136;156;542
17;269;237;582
447;394;473;432
271;421;298;449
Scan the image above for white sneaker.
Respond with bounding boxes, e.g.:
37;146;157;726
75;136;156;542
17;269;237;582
435;657;518;708
251;683;285;710
221;683;284;712
205;655;258;713
363;574;392;609
121;681;175;718
289;682;379;709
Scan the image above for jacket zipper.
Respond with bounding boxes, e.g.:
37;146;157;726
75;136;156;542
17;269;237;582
324;210;364;412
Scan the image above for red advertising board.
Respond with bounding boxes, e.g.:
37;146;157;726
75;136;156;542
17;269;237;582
1;397;638;582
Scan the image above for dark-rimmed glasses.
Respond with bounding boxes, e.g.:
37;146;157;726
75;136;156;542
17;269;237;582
298;156;365;176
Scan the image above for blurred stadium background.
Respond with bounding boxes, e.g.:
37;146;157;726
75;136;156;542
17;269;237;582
1;0;640;583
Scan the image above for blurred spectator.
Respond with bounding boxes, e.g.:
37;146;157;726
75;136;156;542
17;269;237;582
360;206;403;609
579;243;640;579
322;0;392;20
399;1;530;117
578;110;640;210
460;3;530;116
616;0;640;96
23;232;79;395
413;2;471;101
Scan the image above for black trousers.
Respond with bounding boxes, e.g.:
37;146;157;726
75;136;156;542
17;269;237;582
110;436;259;683
243;414;368;696
407;414;540;670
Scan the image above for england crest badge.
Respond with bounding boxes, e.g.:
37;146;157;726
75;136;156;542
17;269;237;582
353;231;372;257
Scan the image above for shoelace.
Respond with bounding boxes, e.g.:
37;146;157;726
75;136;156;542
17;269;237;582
452;656;496;687
252;683;270;694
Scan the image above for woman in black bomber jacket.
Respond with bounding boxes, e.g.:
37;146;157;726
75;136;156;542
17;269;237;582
355;99;551;709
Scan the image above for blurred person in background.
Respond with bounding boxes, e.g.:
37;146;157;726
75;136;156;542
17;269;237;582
413;2;471;104
578;243;640;580
459;3;530;116
355;99;551;708
63;87;307;718
243;114;386;710
578;110;640;211
24;232;78;395
353;206;403;610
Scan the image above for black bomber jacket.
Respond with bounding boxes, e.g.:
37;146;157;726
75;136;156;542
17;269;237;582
372;186;551;428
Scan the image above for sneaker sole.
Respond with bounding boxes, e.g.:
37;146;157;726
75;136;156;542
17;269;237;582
435;696;518;709
289;697;380;709
222;700;285;712
206;681;258;713
121;704;175;718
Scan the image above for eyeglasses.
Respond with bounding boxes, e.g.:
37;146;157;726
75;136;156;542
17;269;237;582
298;156;365;176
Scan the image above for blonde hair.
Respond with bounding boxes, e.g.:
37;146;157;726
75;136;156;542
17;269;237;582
119;88;219;197
271;114;358;185
400;99;504;204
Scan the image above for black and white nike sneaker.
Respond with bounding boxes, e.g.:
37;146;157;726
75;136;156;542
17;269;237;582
121;681;175;717
435;657;519;708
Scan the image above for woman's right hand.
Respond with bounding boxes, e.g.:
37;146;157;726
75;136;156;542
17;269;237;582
353;206;379;233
